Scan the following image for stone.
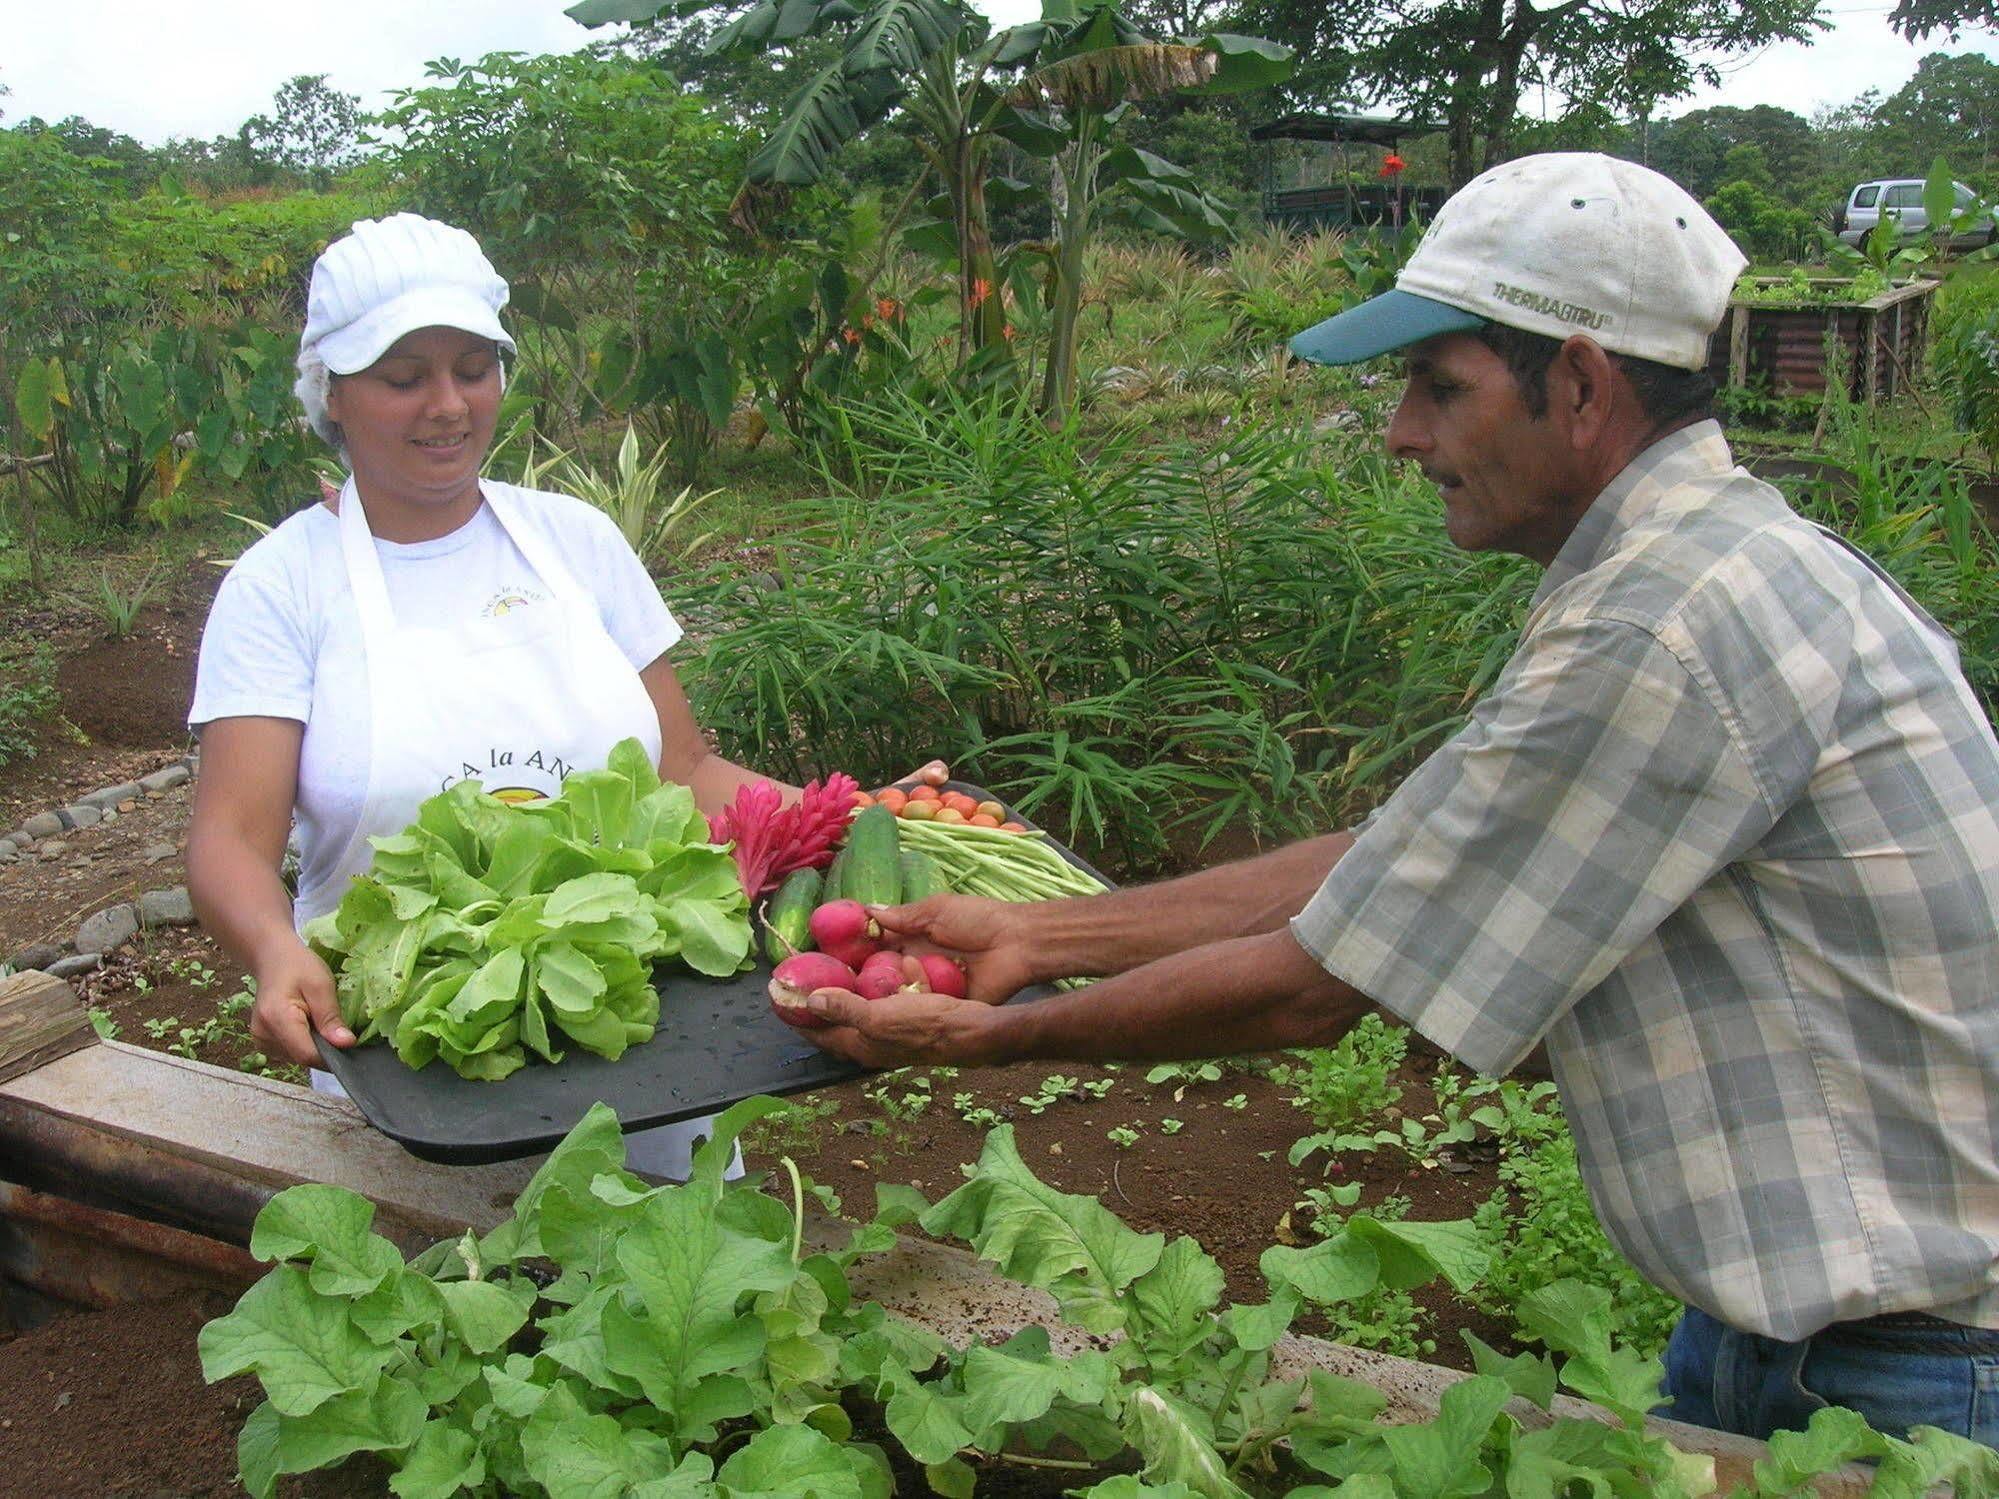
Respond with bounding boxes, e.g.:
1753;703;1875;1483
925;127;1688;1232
9;944;64;972
100;810;118;825
74;904;140;956
46;955;101;980
116;800;136;813
19;811;62;841
78;782;143;810
0;838;15;860
141;843;178;866
139;765;191;793
138;887;196;929
38;841;68;860
61;804;103;830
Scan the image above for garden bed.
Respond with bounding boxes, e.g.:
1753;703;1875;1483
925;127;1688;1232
1707;275;1940;403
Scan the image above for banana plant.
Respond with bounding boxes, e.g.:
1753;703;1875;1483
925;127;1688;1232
569;0;1026;364
1002;1;1292;415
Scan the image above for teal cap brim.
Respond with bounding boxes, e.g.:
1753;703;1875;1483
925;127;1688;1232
1289;289;1487;366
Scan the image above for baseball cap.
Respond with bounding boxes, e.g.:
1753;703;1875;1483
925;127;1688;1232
1290;153;1746;371
300;213;515;375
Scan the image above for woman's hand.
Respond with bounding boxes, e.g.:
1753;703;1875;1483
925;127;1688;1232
249;940;355;1067
872;894;1038;1004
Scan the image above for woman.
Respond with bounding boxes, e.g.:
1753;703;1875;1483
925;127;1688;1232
187;213;938;1176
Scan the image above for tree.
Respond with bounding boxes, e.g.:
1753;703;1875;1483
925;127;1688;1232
240;74;361;187
1235;0;1828;186
1876;52;1999;178
1887;0;1997;40
1644;104;1817;200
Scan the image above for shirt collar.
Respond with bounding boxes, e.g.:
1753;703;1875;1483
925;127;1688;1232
1532;420;1736;609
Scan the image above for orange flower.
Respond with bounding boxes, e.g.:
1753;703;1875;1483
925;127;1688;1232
1379;152;1407;178
1002;323;1017;342
876;296;900;320
842;326;862;345
861;312;876;330
970;278;994;307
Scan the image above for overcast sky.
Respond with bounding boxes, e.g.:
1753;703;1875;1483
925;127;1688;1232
3;1;1994;148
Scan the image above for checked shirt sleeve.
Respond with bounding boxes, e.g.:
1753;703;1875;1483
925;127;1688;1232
1292;614;1776;1077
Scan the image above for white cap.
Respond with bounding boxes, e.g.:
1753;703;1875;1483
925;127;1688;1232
1291;153;1746;372
299;213;515;375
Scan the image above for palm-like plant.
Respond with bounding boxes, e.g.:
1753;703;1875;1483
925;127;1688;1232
1002;2;1290;413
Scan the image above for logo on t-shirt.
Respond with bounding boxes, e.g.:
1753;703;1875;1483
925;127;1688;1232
482;585;548;618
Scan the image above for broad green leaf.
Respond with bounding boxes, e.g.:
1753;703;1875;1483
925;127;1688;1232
1352;1216;1490;1294
349;1270;445;1345
1218;1290;1298;1352
1465;1331;1556;1410
1381;1374;1510;1497
1127;1235;1224;1371
542;871;645;928
883;1370;978;1465
1305;1367;1389;1424
520;1405;681;1499
559;767;636;849
716;1421;866;1496
390;1419;483;1499
959;1326;1115;1429
665;896;754;976
1749;1404;1892;1492
1259;1234;1379;1305
922;1126;1163;1332
1073;1480;1199;1499
248;1184;405;1297
257;1372;426;1484
15;357;55;440
1867;1423;1999;1497
925;1456;978;1498
236;1400;282;1499
197;1265;396;1416
604;1185;796;1424
436;1277;533;1354
537;941;609;1015
1516;1282;1662;1423
1124;1388;1254;1498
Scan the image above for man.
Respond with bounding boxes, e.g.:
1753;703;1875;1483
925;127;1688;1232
797;153;1999;1445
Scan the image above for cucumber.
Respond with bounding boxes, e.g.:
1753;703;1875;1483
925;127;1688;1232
822;844;854;904
839;805;903;908
898;849;949;901
763;867;822;964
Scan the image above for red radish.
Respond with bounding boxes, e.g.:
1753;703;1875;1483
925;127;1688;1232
856;965;914;1000
819;935;880;970
768;953;859;1029
810;899;875;949
915;953;968;999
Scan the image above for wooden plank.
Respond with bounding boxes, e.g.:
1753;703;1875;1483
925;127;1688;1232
0;1041;544;1245
0;972;93;1087
1727;303;1750;389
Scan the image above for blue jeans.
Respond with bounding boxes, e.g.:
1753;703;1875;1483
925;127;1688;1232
1660;1305;1999;1446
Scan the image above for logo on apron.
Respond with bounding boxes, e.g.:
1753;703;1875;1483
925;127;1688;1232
441;746;572;797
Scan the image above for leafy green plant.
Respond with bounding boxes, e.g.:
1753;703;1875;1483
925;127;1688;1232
1276;1011;1408;1133
1932;265;1999;469
202;1103;1997;1497
304;738;751;1081
524;424;719;570
0;646;58;769
85;563;162;639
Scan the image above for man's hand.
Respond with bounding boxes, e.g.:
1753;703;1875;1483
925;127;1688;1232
885;760;949;791
250;941;354;1066
801;983;1003;1069
872;894;1038;1003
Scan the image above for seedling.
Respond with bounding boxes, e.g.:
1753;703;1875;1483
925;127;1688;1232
1160;1118;1185;1135
1107;1123;1140;1148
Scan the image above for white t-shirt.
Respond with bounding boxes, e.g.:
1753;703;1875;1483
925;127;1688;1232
190;486;683;911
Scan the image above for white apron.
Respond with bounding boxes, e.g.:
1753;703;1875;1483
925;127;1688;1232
301;478;734;1181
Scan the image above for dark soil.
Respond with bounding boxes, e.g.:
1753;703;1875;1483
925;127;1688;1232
0;1291;374;1498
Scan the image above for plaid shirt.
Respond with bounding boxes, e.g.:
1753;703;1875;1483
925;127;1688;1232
1293;422;1999;1340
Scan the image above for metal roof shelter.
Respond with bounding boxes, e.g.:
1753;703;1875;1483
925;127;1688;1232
1251;111;1447;232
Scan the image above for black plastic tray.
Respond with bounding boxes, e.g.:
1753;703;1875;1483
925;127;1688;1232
317;782;1107;1164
